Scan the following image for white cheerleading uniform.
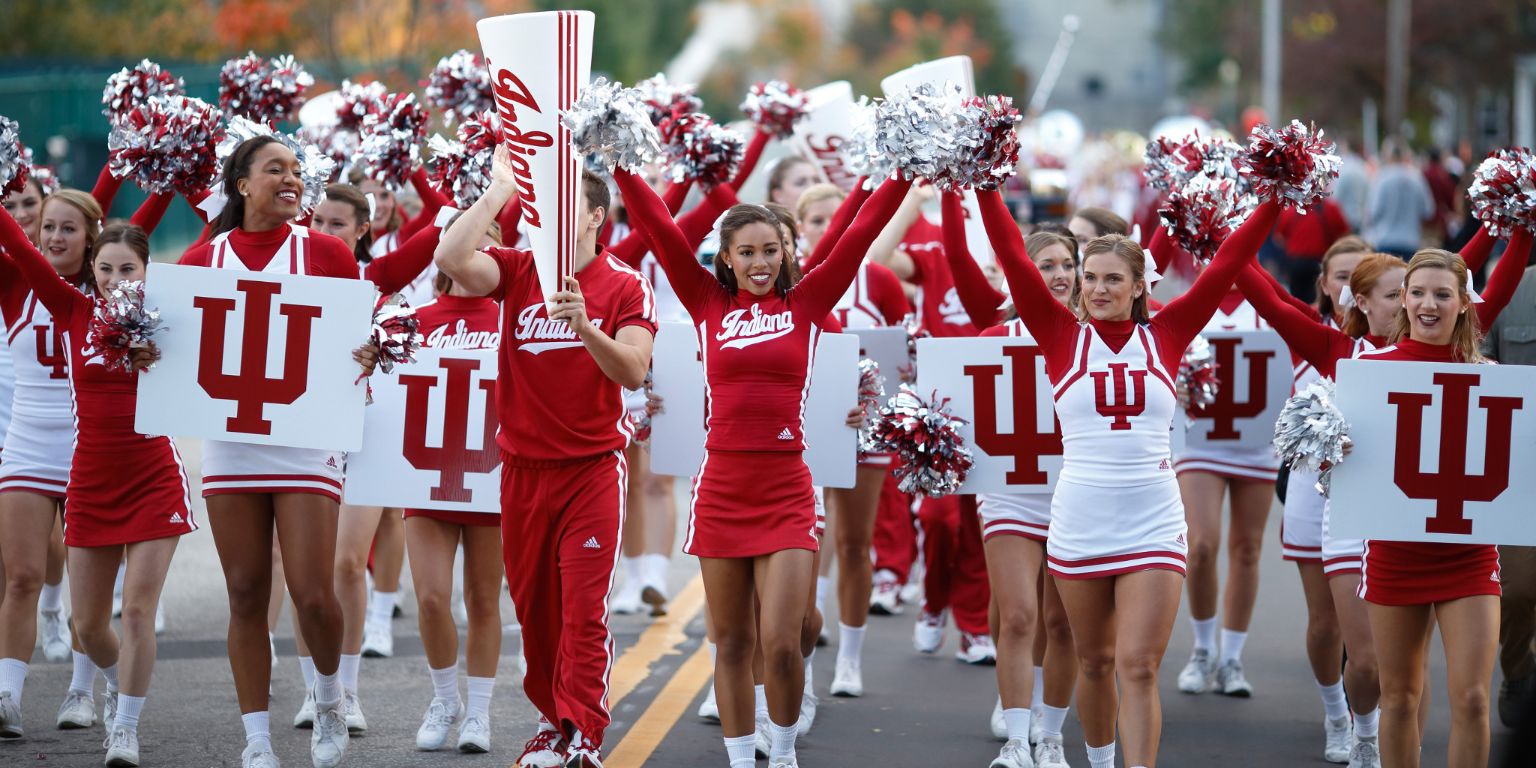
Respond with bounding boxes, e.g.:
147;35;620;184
979;319;1053;542
0;317;15;456
1046;323;1187;579
0;293;77;497
369;230;400;260
1318;335;1383;577
1172;296;1284;480
198;226;346;503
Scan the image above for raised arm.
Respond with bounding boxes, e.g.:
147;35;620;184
977;188;1076;344
1235;263;1352;375
396;167;453;242
1153;199;1282;355
792;176;914;320
678;184;738;248
1475;227;1533;330
129;192;175;236
365;224;443;295
608;179;695;267
0;208;89;325
1459;224;1495;273
91;165;125;214
1247;253;1322;320
729;129;771;190
866;184;931;279
434;146;513;297
612;167;721;318
801;177;871;272
941;191;1005;329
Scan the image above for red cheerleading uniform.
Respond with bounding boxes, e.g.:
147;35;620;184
616;167;912;559
400;294;503;528
0;212;194;546
1355;338;1502;606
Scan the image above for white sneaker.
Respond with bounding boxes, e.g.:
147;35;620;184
1324;714;1354;763
610;580;643;615
899;572;923;606
990;698;1007;740
769;760;798;768
342;690;367;734
1215;659;1253;697
796;688;818;738
39;609;71;662
242;743;281;768
310;697;350;768
830;656;863;697
104;726;140;767
293;690;316;728
153;602;165;636
0;691;24;738
913;607;947;654
57;690;96;729
103;690;118;733
1177;649;1216;694
696;683;720;722
869;570;903;616
1347;736;1381;768
457;713;491;753
416;696;461;751
1034;735;1070;768
957;632;998;665
517;721;565;767
753;713;771;759
991;737;1035;768
640;584;669;618
360;620;393;658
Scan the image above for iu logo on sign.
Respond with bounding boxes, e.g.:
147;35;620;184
965;346;1062;484
195;279;323;435
1389;372;1522;535
35;325;67;379
1091;362;1146;430
1189;338;1275;440
400;358;498;502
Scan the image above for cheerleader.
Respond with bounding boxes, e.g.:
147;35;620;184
983;183;1280;768
179;136;375;768
1067;208;1129;253
0;174;36;627
765;156;818;209
617;162;910;768
0;211;194;766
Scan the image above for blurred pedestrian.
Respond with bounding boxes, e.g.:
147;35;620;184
1365;139;1434;258
1273;198;1350;303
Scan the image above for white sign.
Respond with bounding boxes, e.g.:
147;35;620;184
915;336;1062;494
477;10;593;302
649;322;858;488
850;327;909;398
1178;330;1291;454
1330;359;1536;545
344;348;500;512
790;81;861;192
136;263;374;451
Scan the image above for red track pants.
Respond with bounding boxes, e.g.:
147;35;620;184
917;494;991;634
872;471;918;582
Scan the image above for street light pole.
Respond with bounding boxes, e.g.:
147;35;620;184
1262;0;1281;120
1385;0;1411;136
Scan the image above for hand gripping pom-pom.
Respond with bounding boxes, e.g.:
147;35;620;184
1273;378;1351;495
219;52;313;126
1467;147;1536;238
88;281;164;373
658;112;741;187
563;78;663;173
634;73;703;128
1176;335;1221;415
423;50;494;125
1158;173;1256;265
1239;120;1340;209
427;112;500;209
856;358;886;456
0;116;29;198
871;385;974;497
109;95;226;196
847;84;965;181
102;60;185;124
369;294;423;375
740;80;809;139
358;92;431;190
1143;132;1242;193
217;117;334;213
934;95;1021;191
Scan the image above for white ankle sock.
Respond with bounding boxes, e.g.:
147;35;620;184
1039;704;1069;738
1003;707;1032;742
242;710;272;752
815;576;830;613
115;694;145;733
1086;741;1116;768
368;591;397;626
38;582;63;614
1219;629;1248;664
769;720;797;760
1318;680;1349;719
69;652;96;696
620;555;641;586
1191;617;1217;652
1354;707;1380;739
429;665;459;704
298;656;316;690
314;671;342;705
838;623;865;663
753;684;768;718
803;648;815;688
724;734;756;767
0;658;28;704
466;676;494;720
339;653;361;693
1030;666;1046;711
99;663;120;693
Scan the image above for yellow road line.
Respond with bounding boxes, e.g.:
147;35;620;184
604;644;713;768
607;573;706;707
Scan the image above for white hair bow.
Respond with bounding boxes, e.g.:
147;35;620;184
1338;284;1356;309
1467;271;1485;304
365;192;378;224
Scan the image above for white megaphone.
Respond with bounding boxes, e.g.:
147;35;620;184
789;81;861;193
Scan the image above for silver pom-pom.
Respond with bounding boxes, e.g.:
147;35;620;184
563;78;663;172
108;95;225;196
357;92;430;190
871;385;974;497
0;116;28;198
844;83;964;180
856;357;886;456
1467;147;1536;238
102;59;185;124
934;95;1022;191
426;111;500;209
1143;132;1243;193
369;294;423;375
739;80;809;139
423;50;494;125
1273;378;1350;494
634;73;702;127
1176;335;1221;414
1239;120;1341;210
218;117;335;214
88;280;164;373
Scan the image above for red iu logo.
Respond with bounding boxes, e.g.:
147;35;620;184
1191;337;1275;440
400;357;498;502
34;325;67;379
1389;372;1522;535
965;346;1063;484
195;279;323;435
1091;362;1146;430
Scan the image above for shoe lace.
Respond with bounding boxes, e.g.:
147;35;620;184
316;707;345;738
1351;740;1377;761
524;728;560;754
104;727;133;750
425;700;455;728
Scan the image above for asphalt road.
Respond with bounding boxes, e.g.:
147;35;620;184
3;439;1522;766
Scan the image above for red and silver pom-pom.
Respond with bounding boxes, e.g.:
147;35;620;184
31;164;60;196
1273;378;1350;494
369;294;423;375
87;280;164;373
1239;120;1340;209
659;112;742;188
218;117;334;213
856;358;886;456
337;79;389;133
297;124;358;179
102;59;185;124
108;95;226;196
847;83;964;180
1177;335;1220;415
427;111;501;209
0;116;29;198
219;52;313;125
423;50;494;125
563;78;663;173
1467;147;1536;238
871;385;974;497
740;80;808;139
935;95;1021;191
635;73;702;127
1158;173;1256;265
1143;132;1242;193
358;93;430;189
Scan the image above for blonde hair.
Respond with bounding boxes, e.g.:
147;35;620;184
795;183;845;222
1339;253;1404;338
1071;234;1149;323
1391;249;1483;362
